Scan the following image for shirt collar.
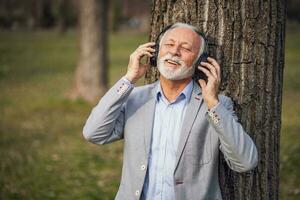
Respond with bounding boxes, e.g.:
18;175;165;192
156;79;194;104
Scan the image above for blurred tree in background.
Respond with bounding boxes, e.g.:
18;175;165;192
0;0;151;32
0;0;78;30
71;0;109;103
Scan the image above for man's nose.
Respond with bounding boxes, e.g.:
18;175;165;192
169;45;181;57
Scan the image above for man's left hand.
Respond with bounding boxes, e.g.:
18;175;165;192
197;57;221;109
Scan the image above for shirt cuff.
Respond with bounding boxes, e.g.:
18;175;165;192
116;77;134;96
207;101;220;112
206;102;221;125
121;76;134;88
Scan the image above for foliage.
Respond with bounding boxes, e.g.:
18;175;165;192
0;0;78;29
287;0;300;21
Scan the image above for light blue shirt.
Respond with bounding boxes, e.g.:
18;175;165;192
141;80;194;200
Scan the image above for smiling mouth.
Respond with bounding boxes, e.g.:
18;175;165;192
165;59;180;66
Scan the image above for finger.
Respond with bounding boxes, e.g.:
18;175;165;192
207;57;216;63
198;79;206;89
138;42;156;49
201;62;217;78
136;50;153;59
207;57;221;78
198;66;210;77
200;62;217;78
137;47;156;53
198;66;215;80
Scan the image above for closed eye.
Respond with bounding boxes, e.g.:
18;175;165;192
182;47;191;52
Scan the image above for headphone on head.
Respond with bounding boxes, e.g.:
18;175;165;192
149;24;210;82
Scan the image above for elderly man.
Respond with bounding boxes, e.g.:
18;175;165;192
83;23;258;200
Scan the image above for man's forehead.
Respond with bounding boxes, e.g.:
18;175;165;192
163;27;200;45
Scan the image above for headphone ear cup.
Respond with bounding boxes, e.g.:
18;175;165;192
150;43;159;67
194;52;209;83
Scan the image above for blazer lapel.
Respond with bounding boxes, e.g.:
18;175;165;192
143;82;159;156
174;82;203;171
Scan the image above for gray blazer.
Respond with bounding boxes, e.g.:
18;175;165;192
83;78;258;200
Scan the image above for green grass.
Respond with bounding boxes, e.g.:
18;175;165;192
0;24;299;199
0;30;147;199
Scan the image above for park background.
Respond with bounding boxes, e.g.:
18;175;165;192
0;0;299;199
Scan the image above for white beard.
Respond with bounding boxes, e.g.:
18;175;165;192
157;53;195;80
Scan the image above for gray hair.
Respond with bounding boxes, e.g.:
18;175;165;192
159;22;206;62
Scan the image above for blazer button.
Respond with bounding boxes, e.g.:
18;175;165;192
135;190;140;196
141;165;146;170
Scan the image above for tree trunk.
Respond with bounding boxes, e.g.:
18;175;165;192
56;0;69;33
145;0;286;199
72;0;109;103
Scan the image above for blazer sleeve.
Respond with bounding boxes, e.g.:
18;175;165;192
205;96;258;172
82;78;134;145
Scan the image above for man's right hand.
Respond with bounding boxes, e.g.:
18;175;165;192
125;42;156;84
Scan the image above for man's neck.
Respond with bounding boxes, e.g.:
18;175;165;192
159;76;192;103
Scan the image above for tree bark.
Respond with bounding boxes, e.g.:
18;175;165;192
72;0;109;103
145;0;286;199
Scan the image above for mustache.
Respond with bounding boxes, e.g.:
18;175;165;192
161;54;183;65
